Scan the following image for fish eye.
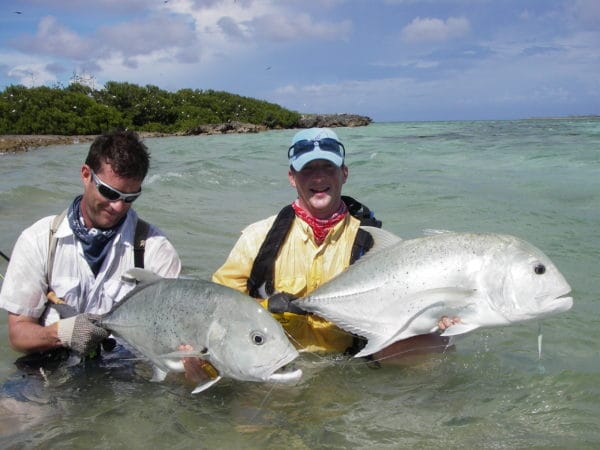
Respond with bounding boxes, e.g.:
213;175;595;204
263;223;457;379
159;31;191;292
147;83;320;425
534;264;546;275
250;331;266;346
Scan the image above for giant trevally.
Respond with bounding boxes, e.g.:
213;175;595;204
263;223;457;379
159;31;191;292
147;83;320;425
295;228;573;358
100;269;302;393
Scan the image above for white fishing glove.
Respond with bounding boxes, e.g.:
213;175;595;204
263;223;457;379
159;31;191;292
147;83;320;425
57;313;110;355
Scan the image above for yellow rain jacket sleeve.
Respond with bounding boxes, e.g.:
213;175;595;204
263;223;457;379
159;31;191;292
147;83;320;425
212;214;362;353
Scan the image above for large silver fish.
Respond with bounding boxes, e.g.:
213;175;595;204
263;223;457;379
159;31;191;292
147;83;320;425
101;269;302;393
295;228;573;358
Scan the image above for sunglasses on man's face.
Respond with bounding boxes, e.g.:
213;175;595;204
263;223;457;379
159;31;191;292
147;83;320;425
91;171;141;203
288;138;346;160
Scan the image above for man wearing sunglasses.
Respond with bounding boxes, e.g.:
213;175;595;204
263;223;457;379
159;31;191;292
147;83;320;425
211;128;456;362
0;130;181;362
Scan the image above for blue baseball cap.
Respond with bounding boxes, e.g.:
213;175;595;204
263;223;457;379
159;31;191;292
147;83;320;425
288;128;345;171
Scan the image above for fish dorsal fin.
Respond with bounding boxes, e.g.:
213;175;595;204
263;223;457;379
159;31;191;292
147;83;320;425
359;226;402;255
121;268;162;285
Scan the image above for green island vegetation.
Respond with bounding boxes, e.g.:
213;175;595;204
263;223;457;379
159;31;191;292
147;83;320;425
0;81;301;135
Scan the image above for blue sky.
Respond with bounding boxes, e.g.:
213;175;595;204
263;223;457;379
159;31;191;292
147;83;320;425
1;0;599;122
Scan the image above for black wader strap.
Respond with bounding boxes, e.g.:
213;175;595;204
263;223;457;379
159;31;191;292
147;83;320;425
342;195;382;228
349;228;375;265
134;218;150;269
247;206;295;298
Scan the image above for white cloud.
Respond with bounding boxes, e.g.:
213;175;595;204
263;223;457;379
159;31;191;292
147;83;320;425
216;16;247;40
401;16;470;43
96;16;199;62
370;59;440;69
250;13;352;42
7;63;58;87
13;16;93;60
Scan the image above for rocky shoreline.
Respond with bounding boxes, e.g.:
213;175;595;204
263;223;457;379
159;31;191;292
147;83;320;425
0;133;179;154
0;113;372;153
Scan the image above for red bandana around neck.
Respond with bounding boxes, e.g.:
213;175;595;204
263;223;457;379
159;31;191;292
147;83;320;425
292;199;348;245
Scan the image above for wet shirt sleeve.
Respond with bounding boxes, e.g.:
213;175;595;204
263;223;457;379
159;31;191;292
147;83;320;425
0;218;51;318
212;217;276;295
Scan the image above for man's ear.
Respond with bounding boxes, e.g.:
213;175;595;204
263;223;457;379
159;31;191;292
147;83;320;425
81;164;91;184
288;168;297;188
341;164;349;184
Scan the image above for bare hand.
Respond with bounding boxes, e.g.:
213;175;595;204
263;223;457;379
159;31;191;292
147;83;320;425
438;316;461;331
179;344;211;383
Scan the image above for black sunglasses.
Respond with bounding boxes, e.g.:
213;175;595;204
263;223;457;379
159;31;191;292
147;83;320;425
288;138;346;160
91;171;141;203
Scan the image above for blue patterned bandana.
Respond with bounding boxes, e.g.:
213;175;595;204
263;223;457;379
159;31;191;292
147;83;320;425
67;195;125;276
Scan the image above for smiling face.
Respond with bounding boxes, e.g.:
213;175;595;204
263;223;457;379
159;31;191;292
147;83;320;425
288;159;348;219
80;162;143;229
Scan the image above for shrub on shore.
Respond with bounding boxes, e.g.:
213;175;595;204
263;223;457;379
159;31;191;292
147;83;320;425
0;82;301;135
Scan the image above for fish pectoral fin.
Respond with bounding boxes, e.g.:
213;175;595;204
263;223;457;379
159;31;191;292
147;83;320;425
440;322;480;337
354;336;391;358
157;349;207;359
121;268;162;285
354;287;479;358
163;359;185;372
151;366;168;382
191;376;222;394
415;287;477;304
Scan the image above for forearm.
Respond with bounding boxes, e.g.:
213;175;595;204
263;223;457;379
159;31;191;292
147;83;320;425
8;313;62;353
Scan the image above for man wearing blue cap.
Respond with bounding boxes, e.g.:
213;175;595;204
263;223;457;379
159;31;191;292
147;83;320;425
212;127;456;360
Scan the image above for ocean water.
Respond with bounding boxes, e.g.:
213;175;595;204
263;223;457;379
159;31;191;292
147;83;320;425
0;119;598;448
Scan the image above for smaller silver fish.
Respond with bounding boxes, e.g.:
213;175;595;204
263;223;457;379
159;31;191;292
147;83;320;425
101;269;302;393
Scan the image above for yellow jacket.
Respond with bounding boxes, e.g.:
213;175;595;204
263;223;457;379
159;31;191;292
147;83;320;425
212;213;362;353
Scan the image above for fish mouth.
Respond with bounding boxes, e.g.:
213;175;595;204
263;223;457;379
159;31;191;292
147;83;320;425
267;363;303;383
553;293;573;312
264;350;302;383
553;286;573;308
537;289;573;314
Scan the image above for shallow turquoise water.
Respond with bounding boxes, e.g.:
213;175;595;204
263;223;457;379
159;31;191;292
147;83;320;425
0;119;598;448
